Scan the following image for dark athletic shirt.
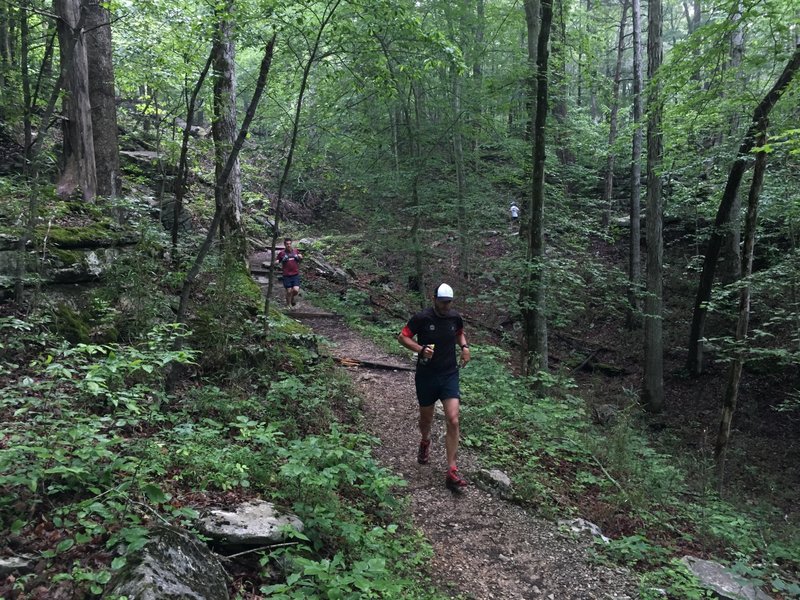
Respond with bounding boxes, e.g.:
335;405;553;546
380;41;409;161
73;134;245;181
402;307;464;376
277;250;301;276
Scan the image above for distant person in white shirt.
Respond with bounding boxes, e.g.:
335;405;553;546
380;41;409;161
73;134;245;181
510;202;520;227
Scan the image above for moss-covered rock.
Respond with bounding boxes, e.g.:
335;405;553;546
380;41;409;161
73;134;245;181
37;222;139;250
52;303;91;344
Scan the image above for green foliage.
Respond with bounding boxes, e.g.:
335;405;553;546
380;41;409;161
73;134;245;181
450;339;799;593
98;239;174;341
0;293;440;597
458;345;590;507
145;416;284;491
190;251;265;367
260;550;406;599
639;559;713;600
601;535;672;568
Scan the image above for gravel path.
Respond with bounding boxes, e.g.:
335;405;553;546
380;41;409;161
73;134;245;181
296;310;640;600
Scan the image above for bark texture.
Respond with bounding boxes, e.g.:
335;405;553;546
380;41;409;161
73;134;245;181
55;0;96;200
520;0;539;246
521;0;553;376
84;0;121;197
212;0;244;256
628;0;643;328
642;0;664;412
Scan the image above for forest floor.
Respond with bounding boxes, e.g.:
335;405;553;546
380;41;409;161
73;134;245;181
277;292;640;600
261;218;800;598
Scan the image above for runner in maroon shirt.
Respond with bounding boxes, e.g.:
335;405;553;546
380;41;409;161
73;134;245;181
276;237;303;308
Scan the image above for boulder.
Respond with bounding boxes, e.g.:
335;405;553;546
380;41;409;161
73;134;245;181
591;404;619;426
681;556;772;600
103;526;229;600
0;233;18;251
558;518;610;544
477;468;513;499
197;501;304;547
50;248;121;283
174;118;210;138
157;197;193;233
0;555;35;577
308;255;348;285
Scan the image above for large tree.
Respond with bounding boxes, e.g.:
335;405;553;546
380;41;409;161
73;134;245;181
84;0;121;197
642;0;664;412
55;0;96;200
520;0;553;376
211;0;244;257
628;0;643;328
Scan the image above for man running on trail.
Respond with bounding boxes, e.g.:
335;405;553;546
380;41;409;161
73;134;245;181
398;283;471;490
276;237;303;308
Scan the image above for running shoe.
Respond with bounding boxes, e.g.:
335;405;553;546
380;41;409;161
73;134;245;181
417;439;431;464
445;466;468;490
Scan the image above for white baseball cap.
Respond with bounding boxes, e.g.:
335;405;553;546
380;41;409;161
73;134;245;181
436;283;454;300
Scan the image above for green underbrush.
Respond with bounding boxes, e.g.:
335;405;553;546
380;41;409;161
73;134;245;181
0;221;447;599
457;345;800;598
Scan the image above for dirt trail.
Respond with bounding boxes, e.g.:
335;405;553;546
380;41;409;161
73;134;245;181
288;305;639;600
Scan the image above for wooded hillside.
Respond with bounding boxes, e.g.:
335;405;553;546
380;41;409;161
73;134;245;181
1;0;799;597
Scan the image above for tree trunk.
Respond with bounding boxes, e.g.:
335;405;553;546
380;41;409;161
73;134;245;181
686;0;701;33
715;133;767;493
628;0;643;329
521;0;552;376
472;0;485;170
410;175;425;307
587;0;599;122
14;0;32;305
264;0;342;320
55;0;97;201
173;50;213;249
687;44;800;375
212;0;244;258
84;0;120;197
551;0;573;167
411;83;426;307
520;0;540;242
642;0;664;413
0;2;10;112
32;23;56;113
602;0;628;229
719;1;745;284
175;35;275;330
452;70;469;280
20;0;31;171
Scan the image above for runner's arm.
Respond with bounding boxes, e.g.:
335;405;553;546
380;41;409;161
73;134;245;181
456;330;471;366
398;326;432;358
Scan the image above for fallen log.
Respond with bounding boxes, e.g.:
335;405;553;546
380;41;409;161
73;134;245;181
288;310;340;319
333;356;414;371
308;256;349;284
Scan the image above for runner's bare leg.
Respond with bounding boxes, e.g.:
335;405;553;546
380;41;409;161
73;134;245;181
442;397;460;469
419;404;434;442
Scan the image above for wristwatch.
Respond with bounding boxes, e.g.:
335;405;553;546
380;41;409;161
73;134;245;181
460;344;469;350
